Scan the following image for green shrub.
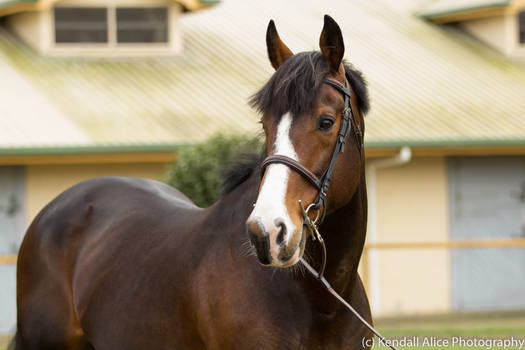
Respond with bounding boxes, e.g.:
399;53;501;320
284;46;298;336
165;134;263;207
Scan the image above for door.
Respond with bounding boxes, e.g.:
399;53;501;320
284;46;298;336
449;156;525;312
0;166;25;334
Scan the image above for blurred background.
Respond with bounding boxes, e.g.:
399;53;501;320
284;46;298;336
1;0;525;347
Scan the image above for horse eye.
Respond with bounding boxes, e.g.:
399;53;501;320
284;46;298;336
317;116;335;131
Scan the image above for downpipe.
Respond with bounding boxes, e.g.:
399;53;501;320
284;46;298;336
365;146;412;316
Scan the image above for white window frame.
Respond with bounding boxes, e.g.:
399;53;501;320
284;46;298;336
44;1;180;56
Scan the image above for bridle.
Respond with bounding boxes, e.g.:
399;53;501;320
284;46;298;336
261;77;362;278
259;78;399;350
262;78;362;222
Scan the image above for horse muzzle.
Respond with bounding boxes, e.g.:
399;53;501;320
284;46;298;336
246;215;303;267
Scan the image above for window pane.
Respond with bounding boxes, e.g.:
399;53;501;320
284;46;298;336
116;8;168;43
54;7;108;43
518;11;525;44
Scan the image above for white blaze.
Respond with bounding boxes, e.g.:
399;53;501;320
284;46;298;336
249;112;297;259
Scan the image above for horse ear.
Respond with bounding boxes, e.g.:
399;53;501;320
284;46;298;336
266;20;293;70
319;15;345;73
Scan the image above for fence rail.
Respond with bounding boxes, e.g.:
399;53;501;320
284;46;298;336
360;238;525;297
1;239;525;266
363;238;525;250
0;255;17;264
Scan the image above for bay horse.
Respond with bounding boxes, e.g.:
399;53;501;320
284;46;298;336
12;15;372;349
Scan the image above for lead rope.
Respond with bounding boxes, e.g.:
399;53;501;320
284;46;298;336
298;201;399;350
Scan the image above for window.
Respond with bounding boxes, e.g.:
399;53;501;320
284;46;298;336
53;6;169;46
518;11;525;44
117;8;168;43
55;7;108;43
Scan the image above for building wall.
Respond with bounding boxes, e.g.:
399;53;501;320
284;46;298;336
459;12;525;58
6;154;518;323
6;11;46;53
25;162;170;225
373;157;450;315
460;15;509;54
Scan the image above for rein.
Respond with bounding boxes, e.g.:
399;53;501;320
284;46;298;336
300;258;399;350
261;78;398;350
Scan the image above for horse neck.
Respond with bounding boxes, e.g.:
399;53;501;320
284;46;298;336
209;164;368;308
303;168;368;302
207;174;259;233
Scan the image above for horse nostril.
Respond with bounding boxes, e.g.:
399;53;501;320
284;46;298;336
246;218;272;265
275;218;287;245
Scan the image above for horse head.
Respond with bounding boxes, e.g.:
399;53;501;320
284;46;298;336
246;15;369;268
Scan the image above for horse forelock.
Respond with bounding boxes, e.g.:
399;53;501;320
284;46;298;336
249;51;328;120
223;52;370;196
249;51;370;121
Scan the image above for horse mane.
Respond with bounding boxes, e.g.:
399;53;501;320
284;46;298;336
221;152;262;195
344;61;370;116
249;51;370;119
223;51;370;195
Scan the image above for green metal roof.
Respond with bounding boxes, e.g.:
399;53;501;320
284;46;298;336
0;144;189;156
1;0;525;155
198;0;220;4
0;0;36;10
418;0;510;19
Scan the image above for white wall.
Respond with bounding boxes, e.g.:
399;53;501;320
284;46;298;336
459;12;525;58
7;11;47;53
460;15;510;54
367;157;451;316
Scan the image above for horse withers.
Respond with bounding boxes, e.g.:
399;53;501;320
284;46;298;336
12;15;372;349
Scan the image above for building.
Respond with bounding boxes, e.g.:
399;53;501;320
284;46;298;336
1;0;525;334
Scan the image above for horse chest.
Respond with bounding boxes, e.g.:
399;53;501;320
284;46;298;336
193;271;367;350
197;310;357;350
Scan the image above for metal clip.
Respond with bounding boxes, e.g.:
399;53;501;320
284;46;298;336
298;200;327;279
